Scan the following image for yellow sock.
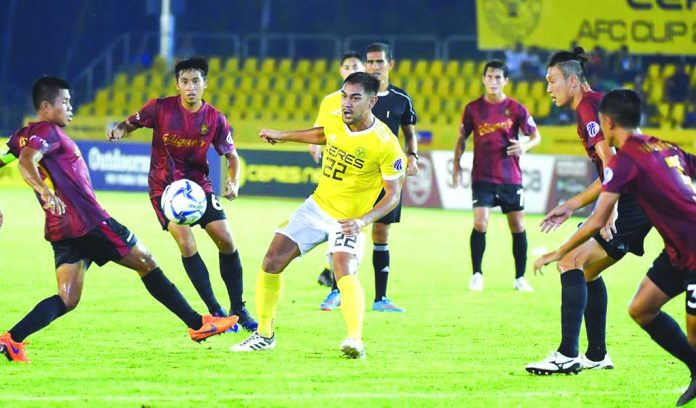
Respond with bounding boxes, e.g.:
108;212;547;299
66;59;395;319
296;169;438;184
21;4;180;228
255;269;283;337
336;274;365;340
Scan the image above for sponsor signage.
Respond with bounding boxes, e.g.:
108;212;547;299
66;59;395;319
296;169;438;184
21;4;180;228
237;148;321;198
77;141;221;193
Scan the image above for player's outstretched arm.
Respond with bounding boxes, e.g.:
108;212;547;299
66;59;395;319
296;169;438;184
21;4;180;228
18;147;65;216
259;127;326;145
540;178;602;233
222;150;240;200
107;121;137;141
534;191;619;274
339;177;403;235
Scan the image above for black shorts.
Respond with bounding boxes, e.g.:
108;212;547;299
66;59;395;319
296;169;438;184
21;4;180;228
472;182;524;214
374;188;402;225
593;194;652;261
646;250;696;315
151;192;227;230
51;218;137;269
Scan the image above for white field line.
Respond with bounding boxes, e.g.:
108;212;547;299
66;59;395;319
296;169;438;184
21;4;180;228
0;389;685;402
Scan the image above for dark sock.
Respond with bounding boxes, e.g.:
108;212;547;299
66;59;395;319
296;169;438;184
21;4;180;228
470;229;486;274
512;231;527;279
331;270;339;292
373;243;389;301
182;252;221;314
142;268;202;329
584;277;608;361
558;269;587;358
220;251;244;310
9;295;67;342
642;311;696;376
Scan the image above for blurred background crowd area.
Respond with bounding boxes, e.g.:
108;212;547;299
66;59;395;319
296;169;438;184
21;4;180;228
0;0;694;141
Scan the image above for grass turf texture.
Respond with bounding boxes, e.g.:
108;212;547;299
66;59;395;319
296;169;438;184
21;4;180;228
0;187;687;407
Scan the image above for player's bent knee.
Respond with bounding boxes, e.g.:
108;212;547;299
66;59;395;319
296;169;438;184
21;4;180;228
213;236;235;253
627;301;655;326
261;256;285;274
473;220;488;232
58;293;80;312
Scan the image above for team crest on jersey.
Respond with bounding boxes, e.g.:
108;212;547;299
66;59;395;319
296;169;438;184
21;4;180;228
482;0;542;43
200;124;209;135
586;121;600;138
602;167;613;185
393;158;404;172
355;147;367;159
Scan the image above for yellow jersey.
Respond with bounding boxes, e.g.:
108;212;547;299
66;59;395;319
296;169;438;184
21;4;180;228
312;114;406;220
313;90;342;128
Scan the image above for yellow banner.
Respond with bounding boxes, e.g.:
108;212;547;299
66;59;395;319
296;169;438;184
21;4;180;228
476;0;696;54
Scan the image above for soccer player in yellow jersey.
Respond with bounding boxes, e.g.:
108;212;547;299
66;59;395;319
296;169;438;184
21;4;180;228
311;51;365;287
231;72;406;358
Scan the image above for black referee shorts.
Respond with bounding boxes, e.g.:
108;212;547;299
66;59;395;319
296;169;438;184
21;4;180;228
374;188;402;225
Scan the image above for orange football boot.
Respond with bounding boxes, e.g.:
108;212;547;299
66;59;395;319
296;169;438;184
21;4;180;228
189;314;239;342
0;331;30;363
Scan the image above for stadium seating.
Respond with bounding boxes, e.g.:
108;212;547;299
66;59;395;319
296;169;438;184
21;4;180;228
83;57;693;129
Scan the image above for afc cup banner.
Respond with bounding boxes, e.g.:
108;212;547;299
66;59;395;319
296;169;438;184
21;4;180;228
236;148;321;198
476;0;696;54
77;141;221;193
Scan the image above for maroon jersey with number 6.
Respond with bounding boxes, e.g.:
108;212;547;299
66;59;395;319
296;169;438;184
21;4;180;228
127;96;234;198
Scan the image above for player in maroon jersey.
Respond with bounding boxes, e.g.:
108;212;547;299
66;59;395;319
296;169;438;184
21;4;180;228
535;88;696;406
526;48;652;375
108;57;257;331
0;77;238;362
452;60;541;293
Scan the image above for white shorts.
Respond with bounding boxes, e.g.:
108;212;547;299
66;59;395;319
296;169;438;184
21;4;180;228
277;197;365;262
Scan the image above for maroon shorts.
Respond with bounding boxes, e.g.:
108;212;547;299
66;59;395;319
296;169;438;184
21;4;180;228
50;218;137;268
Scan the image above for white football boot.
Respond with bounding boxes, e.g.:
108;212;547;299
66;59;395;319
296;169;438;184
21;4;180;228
340;338;365;359
581;353;614;370
468;272;484;292
525;351;582;375
230;331;276;352
514;276;534;292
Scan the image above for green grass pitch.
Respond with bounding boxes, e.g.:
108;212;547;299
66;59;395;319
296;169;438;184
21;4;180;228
0;187;687;407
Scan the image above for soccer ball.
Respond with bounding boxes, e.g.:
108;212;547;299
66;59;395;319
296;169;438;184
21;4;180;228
161;179;207;225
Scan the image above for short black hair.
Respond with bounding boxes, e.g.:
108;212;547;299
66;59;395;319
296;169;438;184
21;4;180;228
599;89;642;129
483;60;509;78
548;46;589;82
32;76;70;111
175;56;208;80
340;51;363;65
366;42;393;60
344;72;380;96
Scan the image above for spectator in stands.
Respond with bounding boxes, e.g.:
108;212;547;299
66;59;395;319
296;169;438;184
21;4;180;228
522;46;545;81
586;45;607;78
664;64;691;103
504;42;528;81
683;103;696;129
610;45;641;83
633;74;660;127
